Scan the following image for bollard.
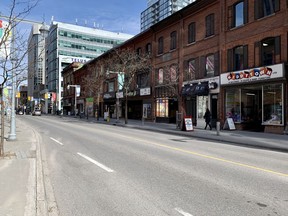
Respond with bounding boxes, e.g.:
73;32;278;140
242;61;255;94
142;116;145;126
216;121;220;136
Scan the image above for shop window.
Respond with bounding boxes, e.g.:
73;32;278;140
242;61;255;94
205;54;214;77
263;84;283;125
226;89;241;122
170;31;177;50
188;22;196;44
158;37;164;54
255;0;280;19
260;37;280;66
205;14;215;37
156;98;169;117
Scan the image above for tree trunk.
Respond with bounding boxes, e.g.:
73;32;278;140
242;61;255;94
125;89;128;124
1;87;5;156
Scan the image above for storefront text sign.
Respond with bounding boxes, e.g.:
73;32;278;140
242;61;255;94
140;87;151;96
221;64;283;85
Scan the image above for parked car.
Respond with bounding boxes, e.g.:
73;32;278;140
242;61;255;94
32;109;41;116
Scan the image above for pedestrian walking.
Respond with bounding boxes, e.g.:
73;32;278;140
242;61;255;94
204;108;212;130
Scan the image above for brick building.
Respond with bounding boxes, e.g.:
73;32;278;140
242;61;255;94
65;0;288;133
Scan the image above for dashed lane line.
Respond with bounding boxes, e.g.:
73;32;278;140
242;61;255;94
77;152;114;173
50;137;64;146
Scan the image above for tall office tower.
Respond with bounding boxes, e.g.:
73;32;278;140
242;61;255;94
141;0;194;32
27;23;49;106
28;21;133;112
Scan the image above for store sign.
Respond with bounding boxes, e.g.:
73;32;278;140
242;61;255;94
221;64;284;85
0;20;12;59
140;87;151;96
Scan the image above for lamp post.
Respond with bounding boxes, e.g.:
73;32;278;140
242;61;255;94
0;14;49;141
67;85;80;117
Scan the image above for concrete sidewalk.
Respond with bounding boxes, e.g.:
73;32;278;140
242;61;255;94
0;118;48;216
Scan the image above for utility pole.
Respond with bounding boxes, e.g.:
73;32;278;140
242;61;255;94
0;15;49;141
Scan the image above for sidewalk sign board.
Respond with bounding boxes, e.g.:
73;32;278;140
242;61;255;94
223;118;236;130
184;116;194;131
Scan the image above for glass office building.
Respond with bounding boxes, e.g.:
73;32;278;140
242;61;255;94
45;21;133;111
141;0;195;31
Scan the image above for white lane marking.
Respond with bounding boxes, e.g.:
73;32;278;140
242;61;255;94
50;137;64;146
77;152;114;173
175;207;193;216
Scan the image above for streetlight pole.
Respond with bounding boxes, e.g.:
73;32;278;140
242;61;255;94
0;14;49;141
7;20;16;140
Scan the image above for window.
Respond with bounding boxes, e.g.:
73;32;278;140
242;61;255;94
137;73;149;88
184;59;196;81
136;47;142;56
260;37;280;66
255;0;280;19
235;2;244;26
228;45;248;71
205;54;214;77
156;98;169;117
170;65;178;82
170;31;177;50
230;1;248;28
158;68;164;84
146;43;152;55
188;22;196;44
108;82;114;92
263;84;283;125
158;37;164;54
205;14;215;37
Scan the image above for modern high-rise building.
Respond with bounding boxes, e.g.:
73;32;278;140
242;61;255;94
141;0;194;32
28;21;134;112
27;23;49;108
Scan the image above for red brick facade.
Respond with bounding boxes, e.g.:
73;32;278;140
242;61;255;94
64;0;288;133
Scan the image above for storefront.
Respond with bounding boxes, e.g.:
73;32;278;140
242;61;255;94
221;63;286;134
181;77;219;127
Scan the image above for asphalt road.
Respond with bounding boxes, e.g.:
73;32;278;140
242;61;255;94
22;115;288;216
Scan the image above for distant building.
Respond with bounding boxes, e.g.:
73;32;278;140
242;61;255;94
141;0;194;31
28;21;134;112
27;23;48;107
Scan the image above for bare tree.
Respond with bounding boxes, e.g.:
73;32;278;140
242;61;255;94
0;0;39;156
80;60;107;119
106;47;152;124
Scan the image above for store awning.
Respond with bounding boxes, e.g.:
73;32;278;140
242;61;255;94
181;85;196;96
182;83;209;96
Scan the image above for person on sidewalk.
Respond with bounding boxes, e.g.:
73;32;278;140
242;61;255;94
204;108;212;130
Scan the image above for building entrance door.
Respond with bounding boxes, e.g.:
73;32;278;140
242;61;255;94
197;96;209;128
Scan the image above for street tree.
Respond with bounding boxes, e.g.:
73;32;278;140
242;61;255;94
0;0;39;156
106;47;152;124
80;59;108;119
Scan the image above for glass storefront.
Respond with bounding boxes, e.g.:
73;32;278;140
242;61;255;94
225;83;284;128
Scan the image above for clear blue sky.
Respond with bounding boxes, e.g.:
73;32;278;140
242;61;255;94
2;0;147;35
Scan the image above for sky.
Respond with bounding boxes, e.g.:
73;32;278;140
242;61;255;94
2;0;147;36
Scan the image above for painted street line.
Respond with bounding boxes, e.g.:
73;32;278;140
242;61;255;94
174;207;194;216
50;137;64;146
77;152;114;173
